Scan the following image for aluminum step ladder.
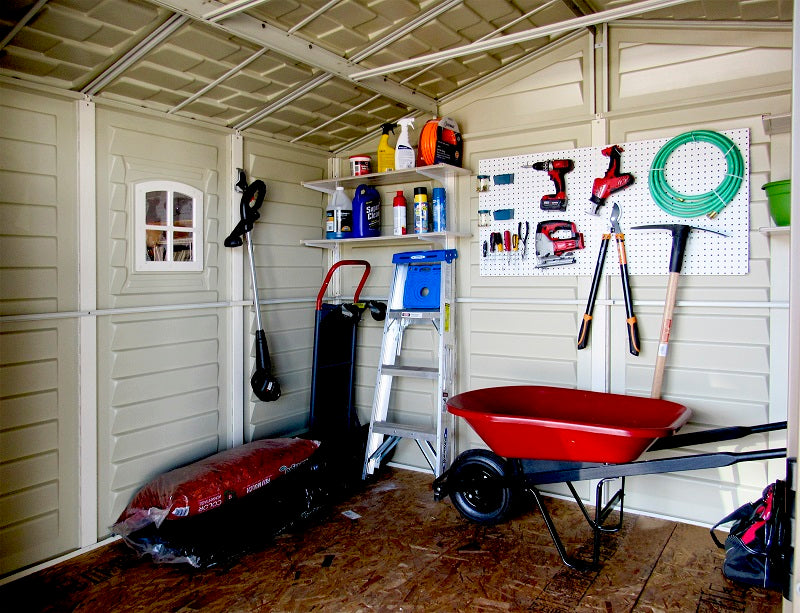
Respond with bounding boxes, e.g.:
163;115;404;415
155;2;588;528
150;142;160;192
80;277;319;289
363;249;458;478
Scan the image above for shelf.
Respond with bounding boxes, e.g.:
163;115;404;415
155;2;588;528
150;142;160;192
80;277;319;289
302;163;471;194
759;226;790;235
303;231;469;249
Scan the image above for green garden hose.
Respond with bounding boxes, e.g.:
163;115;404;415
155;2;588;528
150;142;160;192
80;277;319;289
649;130;744;218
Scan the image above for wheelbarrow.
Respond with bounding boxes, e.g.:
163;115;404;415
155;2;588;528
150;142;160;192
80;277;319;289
432;386;786;571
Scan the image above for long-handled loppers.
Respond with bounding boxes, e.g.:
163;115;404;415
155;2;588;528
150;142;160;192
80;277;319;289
577;203;640;355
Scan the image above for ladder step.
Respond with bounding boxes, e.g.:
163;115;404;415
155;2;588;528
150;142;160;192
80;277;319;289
372;421;437;442
381;364;438;378
387;309;440;320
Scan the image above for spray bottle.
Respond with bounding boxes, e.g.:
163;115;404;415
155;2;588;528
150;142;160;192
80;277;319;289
394;118;415;170
377;123;397;172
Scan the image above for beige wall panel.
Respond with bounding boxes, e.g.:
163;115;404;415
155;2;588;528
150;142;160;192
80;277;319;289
0;87;80;575
0;319;79;575
94;108;235;535
241;138;328;440
610;26;793;112
95;107;228;309
0;88;78;316
97;308;225;533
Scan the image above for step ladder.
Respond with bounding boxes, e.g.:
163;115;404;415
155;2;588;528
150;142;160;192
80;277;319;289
363;249;458;479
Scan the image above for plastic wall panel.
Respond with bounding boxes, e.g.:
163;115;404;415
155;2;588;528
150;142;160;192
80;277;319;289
0;89;80;575
95;108;232;535
241;139;329;441
441;23;791;525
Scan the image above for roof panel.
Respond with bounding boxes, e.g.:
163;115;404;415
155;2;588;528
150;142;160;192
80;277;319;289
0;0;791;153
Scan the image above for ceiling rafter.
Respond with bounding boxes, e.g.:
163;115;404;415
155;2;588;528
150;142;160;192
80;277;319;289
350;0;695;81
224;0;462;140
147;0;437;113
0;0;49;52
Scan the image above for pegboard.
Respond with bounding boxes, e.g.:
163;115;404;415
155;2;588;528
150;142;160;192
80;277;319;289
478;129;750;276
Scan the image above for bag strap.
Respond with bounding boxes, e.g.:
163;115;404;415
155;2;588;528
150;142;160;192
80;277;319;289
710;501;758;548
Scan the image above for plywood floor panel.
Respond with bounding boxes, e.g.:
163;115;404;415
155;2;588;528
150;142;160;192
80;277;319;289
0;468;782;612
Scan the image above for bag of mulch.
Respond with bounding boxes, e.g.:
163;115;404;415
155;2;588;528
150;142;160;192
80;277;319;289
710;480;790;593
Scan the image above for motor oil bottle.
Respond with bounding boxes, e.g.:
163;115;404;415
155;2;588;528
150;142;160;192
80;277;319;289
325;186;352;239
393;190;407;235
377;123;396;172
352;184;381;238
413;187;428;234
394;117;415;170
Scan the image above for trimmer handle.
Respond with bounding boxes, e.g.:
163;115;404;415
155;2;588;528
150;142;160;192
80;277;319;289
224;179;266;248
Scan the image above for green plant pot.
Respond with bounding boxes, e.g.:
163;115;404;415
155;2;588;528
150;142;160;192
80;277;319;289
762;180;791;226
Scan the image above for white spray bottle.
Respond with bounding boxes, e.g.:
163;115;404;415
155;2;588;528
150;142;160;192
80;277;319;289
394;117;415;170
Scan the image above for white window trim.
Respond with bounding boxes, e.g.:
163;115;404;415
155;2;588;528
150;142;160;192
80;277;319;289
134;181;204;272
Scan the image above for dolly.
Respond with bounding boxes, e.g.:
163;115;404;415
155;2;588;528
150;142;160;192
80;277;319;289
577;203;640;355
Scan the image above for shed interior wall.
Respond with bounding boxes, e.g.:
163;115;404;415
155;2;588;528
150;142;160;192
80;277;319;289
0;20;794;577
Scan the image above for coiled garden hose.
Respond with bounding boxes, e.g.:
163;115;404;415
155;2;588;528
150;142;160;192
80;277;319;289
649;130;744;218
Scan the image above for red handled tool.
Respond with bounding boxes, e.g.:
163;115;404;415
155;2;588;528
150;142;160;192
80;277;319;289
588;145;634;215
577;203;640;355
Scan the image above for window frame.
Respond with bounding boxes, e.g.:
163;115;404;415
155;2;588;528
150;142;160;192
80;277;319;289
134;181;204;272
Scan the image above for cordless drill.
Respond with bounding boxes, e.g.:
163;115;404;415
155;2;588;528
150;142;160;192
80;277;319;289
588;145;634;215
529;159;573;211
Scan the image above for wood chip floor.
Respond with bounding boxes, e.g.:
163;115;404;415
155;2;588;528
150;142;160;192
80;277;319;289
1;468;782;612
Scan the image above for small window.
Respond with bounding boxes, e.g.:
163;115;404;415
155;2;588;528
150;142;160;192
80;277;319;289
135;181;204;272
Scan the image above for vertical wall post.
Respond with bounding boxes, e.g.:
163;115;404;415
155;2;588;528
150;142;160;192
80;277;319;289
77;96;97;545
229;131;245;447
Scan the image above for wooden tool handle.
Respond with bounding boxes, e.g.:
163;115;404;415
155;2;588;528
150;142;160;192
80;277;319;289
651;272;680;399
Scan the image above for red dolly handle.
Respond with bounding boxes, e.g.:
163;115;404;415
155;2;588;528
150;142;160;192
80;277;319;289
316;260;371;311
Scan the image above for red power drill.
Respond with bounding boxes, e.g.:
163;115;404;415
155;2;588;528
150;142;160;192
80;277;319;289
529;159;573;211
588;145;634;215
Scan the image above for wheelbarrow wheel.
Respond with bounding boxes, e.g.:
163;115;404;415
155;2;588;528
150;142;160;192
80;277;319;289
449;449;515;525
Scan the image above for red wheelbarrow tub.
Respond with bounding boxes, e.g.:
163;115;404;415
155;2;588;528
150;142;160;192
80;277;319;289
447;386;692;464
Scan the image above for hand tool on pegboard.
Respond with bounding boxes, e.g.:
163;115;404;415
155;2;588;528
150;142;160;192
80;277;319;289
523;159;574;211
631;224;726;398
534;220;584;268
577;203;640;356
588;145;634;215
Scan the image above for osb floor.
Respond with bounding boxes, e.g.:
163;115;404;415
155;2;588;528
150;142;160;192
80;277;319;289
2;468;783;612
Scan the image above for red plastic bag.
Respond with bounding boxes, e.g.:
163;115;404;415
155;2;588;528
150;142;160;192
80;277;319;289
113;438;320;536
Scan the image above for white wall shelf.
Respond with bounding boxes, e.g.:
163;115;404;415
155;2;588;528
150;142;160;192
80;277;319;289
759;226;790;235
302;163;471;194
303;231;470;249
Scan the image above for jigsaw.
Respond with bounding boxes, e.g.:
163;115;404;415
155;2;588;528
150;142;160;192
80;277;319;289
535;220;585;268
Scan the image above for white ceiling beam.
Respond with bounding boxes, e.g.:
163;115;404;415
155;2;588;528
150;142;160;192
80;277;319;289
205;0;271;23
147;0;437;113
350;0;695;80
288;0;344;35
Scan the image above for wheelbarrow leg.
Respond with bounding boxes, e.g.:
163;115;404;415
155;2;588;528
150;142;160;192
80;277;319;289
527;477;626;571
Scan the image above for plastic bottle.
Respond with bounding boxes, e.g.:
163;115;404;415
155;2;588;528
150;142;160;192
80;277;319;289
394;118;415;170
352;184;381;238
377;123;396;172
432;187;446;232
393;190;407;236
413;187;428;234
325;186;352;239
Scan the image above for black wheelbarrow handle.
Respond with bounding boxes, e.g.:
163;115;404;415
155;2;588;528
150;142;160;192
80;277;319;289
648;420;787;451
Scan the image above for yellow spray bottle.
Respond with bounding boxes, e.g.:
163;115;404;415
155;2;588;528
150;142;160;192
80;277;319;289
377;122;397;172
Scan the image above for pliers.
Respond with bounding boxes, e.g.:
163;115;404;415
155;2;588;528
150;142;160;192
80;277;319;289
577;203;641;355
517;221;529;259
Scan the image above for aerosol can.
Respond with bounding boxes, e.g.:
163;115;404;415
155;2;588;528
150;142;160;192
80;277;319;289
394;118;416;170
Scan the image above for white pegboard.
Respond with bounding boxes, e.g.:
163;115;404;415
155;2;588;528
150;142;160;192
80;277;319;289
478;129;750;276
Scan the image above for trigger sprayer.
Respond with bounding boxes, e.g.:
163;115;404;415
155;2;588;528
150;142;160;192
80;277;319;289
377;122;397;172
395;117;415;170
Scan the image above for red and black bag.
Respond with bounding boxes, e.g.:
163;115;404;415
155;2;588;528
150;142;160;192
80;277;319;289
710;480;790;593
